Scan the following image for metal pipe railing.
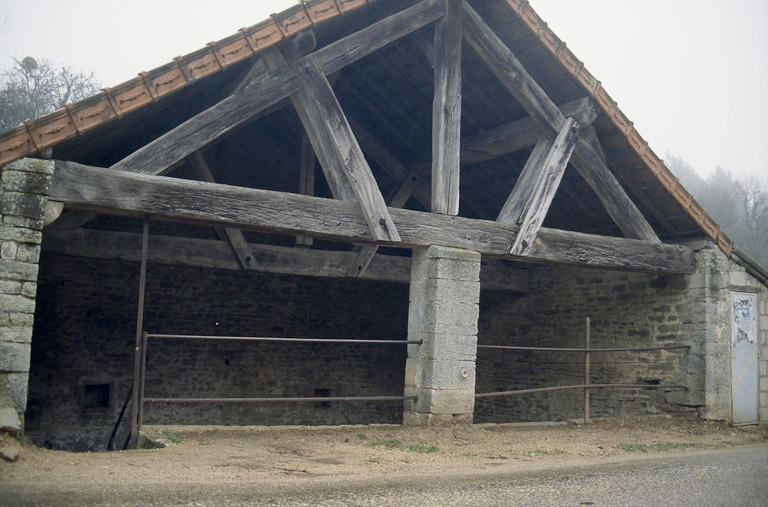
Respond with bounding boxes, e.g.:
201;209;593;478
146;334;423;345
477;344;690;353
475;383;688;398
144;395;417;403
475;318;690;424
130;331;417;443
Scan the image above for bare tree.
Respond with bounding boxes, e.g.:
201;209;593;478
736;176;768;265
0;56;101;131
668;154;768;269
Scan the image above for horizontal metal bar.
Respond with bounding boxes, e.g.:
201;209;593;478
475;383;687;398
144;395;418;403
477;344;690;353
146;334;422;345
147;333;424;345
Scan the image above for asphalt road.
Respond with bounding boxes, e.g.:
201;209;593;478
3;446;767;506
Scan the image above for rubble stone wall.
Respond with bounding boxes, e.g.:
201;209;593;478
0;159;53;433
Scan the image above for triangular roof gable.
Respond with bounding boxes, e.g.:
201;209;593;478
0;0;728;265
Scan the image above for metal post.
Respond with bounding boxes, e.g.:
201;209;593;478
129;216;150;449
584;317;591;424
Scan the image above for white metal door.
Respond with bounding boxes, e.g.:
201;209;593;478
730;292;759;425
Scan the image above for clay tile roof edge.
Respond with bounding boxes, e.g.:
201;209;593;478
0;0;373;167
503;0;733;257
0;0;735;259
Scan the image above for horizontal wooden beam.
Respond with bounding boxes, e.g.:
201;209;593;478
50;161;695;274
41;228;530;292
187;151;255;269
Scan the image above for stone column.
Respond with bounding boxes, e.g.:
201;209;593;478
404;245;480;425
0;158;54;432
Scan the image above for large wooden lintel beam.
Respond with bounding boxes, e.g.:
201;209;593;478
506;117;579;256
461;2;659;243
51;161;695;274
431;0;462;215
187;152;255;269
111;0;445;176
41;228;529;292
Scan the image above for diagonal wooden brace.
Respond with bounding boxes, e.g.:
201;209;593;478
506;117;580;256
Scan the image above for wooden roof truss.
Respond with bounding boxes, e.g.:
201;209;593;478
42;0;695;284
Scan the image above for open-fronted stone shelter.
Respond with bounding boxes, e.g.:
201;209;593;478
1;0;765;451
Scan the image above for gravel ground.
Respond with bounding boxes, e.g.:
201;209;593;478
1;416;766;506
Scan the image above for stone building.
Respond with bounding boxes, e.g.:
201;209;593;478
0;0;765;451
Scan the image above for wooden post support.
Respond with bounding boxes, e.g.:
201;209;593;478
431;0;462;215
584;316;591;425
129;216;149;449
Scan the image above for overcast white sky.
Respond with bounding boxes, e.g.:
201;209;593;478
1;0;766;180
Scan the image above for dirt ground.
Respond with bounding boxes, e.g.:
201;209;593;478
1;416;766;490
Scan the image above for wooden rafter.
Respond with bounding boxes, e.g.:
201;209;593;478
261;46;357;202
461;1;659;243
294;55;400;242
109;0;445;177
505;118;580;256
461;97;599;164
50;161;695;274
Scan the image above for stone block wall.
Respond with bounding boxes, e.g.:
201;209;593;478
474;242;766;425
0;159;53;432
27;253;409;451
404;246;481;425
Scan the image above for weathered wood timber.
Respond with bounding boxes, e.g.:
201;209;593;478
461;2;659;243
461;97;599;164
51;161;695;273
349;118;431;209
497;137;550;225
296;134;315;247
187;151;255;269
41;228;530;291
431;0;462;215
294;54;400;242
346;167;419;277
110;0;445;177
262;47;357;202
506;117;579;256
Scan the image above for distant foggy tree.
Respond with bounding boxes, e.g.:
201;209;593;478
736;176;768;265
0;56;101;131
667;154;768;269
665;153;703;195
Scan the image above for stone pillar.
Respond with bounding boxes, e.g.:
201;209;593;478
404;245;480;425
0;158;54;432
